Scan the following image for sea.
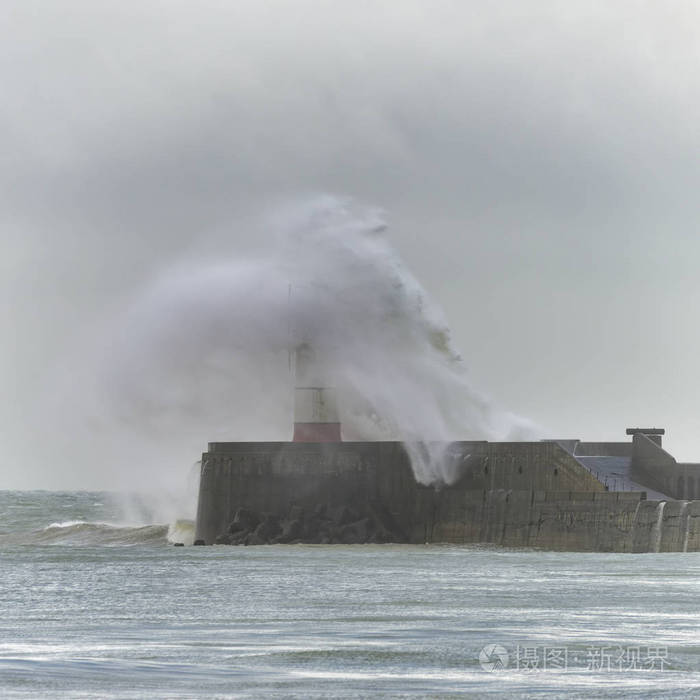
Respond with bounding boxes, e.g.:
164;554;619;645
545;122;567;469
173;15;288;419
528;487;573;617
1;491;700;699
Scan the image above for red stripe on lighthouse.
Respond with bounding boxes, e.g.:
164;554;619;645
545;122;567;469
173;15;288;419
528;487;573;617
293;422;342;442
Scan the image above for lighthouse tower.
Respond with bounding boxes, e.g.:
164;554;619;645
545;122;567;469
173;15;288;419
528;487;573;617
292;343;342;442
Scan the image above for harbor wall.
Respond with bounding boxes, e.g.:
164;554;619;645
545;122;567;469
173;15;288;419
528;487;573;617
631;433;700;500
195;441;700;551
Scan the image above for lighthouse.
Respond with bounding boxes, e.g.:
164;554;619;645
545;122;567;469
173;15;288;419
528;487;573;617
292;343;342;442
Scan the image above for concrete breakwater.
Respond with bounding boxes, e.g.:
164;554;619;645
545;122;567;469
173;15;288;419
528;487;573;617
194;439;700;551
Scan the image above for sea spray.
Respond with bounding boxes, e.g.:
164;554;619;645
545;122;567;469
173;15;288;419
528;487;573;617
43;196;535;488
108;462;200;544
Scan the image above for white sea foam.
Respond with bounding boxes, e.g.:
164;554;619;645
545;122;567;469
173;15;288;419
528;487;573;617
167;519;195;546
45;520;112;530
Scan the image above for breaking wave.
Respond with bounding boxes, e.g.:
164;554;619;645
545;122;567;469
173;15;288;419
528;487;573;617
90;195;535;485
0;520;176;547
29;196;536;488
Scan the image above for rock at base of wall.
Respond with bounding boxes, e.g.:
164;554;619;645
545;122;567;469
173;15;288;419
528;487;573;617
212;502;407;546
228;508;261;534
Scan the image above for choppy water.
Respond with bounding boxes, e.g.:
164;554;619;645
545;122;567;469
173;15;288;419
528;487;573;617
1;491;700;698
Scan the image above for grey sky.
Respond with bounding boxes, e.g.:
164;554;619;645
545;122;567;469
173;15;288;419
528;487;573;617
3;1;700;488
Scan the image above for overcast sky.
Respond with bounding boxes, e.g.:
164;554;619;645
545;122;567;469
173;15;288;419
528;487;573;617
3;1;700;488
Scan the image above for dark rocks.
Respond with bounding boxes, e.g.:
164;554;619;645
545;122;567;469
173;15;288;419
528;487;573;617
172;542;185;547
193;539;206;546
246;531;268;546
341;517;373;543
279;518;304;543
213;502;408;546
254;514;282;541
228;508;261;534
368;501;407;542
229;530;249;545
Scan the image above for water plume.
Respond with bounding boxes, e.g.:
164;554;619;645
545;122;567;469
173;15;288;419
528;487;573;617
92;194;533;486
